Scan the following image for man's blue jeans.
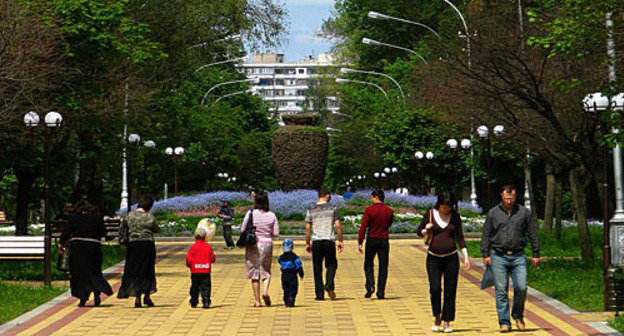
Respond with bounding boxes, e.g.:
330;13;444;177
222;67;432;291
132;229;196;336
490;252;527;327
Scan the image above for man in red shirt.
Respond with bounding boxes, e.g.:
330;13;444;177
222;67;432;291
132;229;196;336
358;190;393;299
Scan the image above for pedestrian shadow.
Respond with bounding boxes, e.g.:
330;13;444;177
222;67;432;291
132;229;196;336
448;328;478;333
91;304;114;308
156;272;187;277
202;304;229;309
375;297;400;300
324;297;354;302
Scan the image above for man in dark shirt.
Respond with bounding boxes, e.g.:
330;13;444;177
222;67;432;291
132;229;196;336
481;184;540;333
358;190;393;299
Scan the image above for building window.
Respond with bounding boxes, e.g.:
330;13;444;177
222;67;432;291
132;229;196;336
298;69;305;74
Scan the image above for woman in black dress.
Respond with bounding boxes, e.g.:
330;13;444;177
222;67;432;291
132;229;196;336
59;199;113;307
117;194;160;307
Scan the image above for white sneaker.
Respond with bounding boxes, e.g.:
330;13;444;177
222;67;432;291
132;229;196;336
431;325;440;332
444;327;453;333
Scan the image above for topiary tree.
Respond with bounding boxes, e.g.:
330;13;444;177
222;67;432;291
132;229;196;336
271;113;328;190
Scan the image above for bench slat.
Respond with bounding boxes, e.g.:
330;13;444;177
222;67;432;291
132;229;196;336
0;236;45;242
0;242;45;248
0;248;45;254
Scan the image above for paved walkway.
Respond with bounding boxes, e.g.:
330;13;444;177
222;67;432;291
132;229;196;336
0;240;618;336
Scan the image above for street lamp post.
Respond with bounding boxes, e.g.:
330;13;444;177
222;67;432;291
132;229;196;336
201;77;259;105
362;38;428;64
446;139;460;196
336;78;389;101
165;146;185;196
340;67;405;102
127;133;141;214
367;11;442;41
24;110;63;286
477;124;505;210
142;140;156;191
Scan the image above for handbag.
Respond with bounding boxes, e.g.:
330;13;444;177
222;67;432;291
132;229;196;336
57;246;70;272
118;216;129;245
423;209;434;246
236;209;257;247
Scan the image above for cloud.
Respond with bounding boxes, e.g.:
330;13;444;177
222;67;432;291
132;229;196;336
293;31;334;46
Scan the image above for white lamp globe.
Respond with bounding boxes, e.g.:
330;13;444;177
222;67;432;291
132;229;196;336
357;175;362;180
223;173;228;178
612;93;624;111
174;146;184;155
391;167;398;173
446;139;458;149
493;125;505;136
477;125;489;138
165;147;173;155
381;173;387;178
24;111;40;127
44;111;63;128
374;172;380;178
384;167;391;174
128;133;141;144
426;151;434;160
460;139;471;149
583;92;610;113
415;151;424;159
144;140;156;148
232;177;237;182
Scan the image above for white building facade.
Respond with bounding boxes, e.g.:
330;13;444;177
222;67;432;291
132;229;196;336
238;53;339;117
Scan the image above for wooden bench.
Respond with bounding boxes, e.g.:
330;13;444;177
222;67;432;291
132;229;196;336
0;236;44;261
0;211;13;226
51;218;121;241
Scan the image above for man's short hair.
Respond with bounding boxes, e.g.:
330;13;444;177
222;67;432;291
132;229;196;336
318;187;330;198
501;184;517;194
371;189;385;202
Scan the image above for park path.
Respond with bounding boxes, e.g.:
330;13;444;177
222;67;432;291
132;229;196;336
0;240;615;336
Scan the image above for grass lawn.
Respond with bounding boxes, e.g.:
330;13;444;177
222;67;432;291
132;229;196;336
465;227;604;312
0;243;125;324
0;281;67;324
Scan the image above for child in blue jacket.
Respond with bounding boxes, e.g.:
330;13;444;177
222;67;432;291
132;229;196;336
278;239;304;307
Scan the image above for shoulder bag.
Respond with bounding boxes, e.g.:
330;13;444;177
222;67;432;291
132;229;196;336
236;209;257;247
424;209;434;246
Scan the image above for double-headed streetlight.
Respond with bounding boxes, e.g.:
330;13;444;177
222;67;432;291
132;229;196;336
335;78;389;101
446;138;472;198
340;68;405;103
142;140;156;191
165;146;185;196
24;110;63;286
477;124;505;210
415;151;435;195
361;38;428;65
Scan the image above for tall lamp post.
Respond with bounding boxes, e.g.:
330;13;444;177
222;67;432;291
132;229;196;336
24;110;63;286
142;140;156;191
165;146;185;196
126;133;141;214
460;138;474;202
477;124;505;210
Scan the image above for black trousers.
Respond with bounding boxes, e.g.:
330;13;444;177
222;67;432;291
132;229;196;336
364;238;389;296
426;253;459;321
189;273;211;305
281;272;299;306
222;225;234;247
312;240;337;299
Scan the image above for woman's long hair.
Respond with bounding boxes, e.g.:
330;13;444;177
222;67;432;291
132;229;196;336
434;191;458;214
253;192;270;211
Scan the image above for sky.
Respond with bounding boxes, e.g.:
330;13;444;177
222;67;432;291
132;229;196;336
277;0;336;62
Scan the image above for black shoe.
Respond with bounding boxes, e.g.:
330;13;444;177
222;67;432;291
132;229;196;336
134;301;142;308
376;294;386;300
94;295;101;307
78;299;87;307
364;292;373;298
144;297;155;307
203;299;211;309
314;297;325;301
190;300;198;308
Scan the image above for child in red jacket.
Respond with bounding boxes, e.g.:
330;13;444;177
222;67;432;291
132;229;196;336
186;228;216;308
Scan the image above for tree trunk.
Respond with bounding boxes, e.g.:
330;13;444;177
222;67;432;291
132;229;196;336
14;168;37;235
523;155;539;227
544;163;556;232
71;132;104;211
554;177;563;240
569;168;595;260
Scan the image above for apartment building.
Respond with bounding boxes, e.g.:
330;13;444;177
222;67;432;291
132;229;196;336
238;53;339;118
